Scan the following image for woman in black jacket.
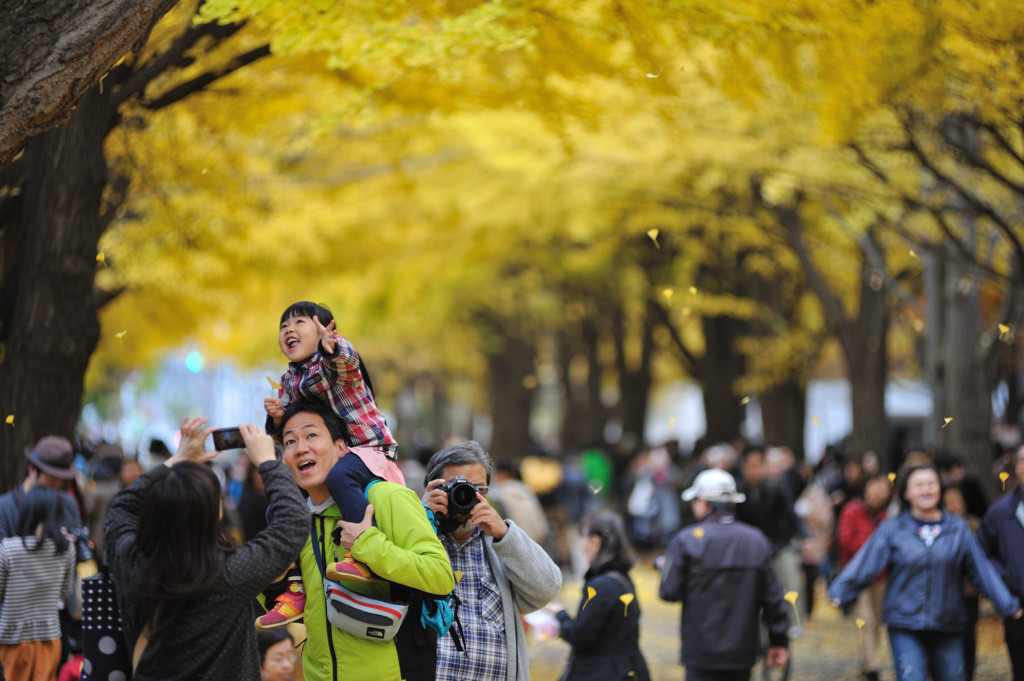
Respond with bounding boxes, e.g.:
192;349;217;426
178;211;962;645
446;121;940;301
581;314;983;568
104;418;308;680
550;509;650;681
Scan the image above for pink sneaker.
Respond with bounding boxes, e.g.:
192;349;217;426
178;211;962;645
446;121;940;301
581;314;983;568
256;579;305;629
326;554;378;583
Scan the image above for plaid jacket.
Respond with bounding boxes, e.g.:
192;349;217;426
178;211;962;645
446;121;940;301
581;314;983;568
278;335;397;453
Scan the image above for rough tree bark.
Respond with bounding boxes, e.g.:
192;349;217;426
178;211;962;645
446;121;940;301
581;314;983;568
0;87;112;484
0;0;179;166
0;17;268;490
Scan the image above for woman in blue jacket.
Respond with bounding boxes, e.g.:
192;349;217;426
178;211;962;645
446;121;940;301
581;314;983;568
830;462;1022;681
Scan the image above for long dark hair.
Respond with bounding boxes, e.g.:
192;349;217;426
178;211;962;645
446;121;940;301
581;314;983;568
135;462;234;645
581;509;635;577
15;486;71;554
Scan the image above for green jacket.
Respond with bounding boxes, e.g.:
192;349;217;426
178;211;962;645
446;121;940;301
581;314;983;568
299;481;455;681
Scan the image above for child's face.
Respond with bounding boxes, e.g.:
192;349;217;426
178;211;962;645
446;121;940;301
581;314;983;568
279;314;320;362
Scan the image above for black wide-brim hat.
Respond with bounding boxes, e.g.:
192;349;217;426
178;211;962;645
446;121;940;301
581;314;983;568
24;435;75;479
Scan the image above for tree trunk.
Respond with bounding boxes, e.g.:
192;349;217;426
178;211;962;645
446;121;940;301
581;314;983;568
612;298;656;451
558;315;608;454
700;313;746;445
843;300;889;459
485;323;536;463
769;193;891;461
0;0;178;165
0;86;112;488
760;379;807;460
932;252;998;499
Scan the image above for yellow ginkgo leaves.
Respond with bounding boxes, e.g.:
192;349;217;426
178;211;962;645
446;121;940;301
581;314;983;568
267;376;282;390
582;586;597;611
4;415;13;426
619;593;634;616
784;591;801;627
1000;472;1010;491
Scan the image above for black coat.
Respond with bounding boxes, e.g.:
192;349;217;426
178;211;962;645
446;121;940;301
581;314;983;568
659;513;790;671
556;567;650;681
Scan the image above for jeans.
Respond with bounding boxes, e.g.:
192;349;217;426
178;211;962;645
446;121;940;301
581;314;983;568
887;628;964;681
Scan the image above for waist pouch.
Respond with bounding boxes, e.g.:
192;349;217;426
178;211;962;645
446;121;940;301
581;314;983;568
323;579;409;642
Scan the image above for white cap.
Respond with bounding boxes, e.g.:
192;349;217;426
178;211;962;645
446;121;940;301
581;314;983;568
681;468;746;503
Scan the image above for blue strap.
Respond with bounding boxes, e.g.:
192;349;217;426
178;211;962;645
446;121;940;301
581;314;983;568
310;519;329;578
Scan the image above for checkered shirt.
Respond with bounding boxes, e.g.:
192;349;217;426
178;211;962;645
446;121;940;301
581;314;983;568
279;334;397;454
437;527;508;681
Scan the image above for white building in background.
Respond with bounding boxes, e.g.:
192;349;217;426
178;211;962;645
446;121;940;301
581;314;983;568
644;378;934;465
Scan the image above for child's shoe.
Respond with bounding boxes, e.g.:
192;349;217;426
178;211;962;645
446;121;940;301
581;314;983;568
256;578;305;629
326;553;378;583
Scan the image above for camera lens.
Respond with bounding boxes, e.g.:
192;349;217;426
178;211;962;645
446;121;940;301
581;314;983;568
449;481;479;514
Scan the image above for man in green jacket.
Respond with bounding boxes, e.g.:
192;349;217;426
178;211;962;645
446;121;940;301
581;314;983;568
280;401;455;681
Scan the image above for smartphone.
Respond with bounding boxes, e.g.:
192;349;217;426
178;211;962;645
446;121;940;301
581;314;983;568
212;427;245;451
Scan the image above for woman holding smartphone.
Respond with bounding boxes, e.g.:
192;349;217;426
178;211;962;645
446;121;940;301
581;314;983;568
104;417;308;680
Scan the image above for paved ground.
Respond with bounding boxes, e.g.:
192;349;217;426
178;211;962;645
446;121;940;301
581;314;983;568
527;563;1015;681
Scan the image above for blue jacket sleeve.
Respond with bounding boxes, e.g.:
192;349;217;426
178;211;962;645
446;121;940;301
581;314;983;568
963;530;1020;617
828;520;891;606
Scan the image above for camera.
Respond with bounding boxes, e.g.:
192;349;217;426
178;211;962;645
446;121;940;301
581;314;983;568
212;427;245;451
440;477;480;515
434;477;481;534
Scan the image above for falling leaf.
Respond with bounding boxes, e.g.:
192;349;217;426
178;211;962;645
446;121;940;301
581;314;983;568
811;415;820;426
647;229;659;248
1000;471;1010;491
4;415;13;426
689;286;697;295
999;324;1010;335
619;593;635;616
266;376;282;390
784;591;801;627
856;618;866;630
645;68;663;78
909;249;918;259
942;417;953;428
888;472;897;484
663;288;673;301
115;330;127;341
589;483;604;495
693;527;705;540
740;396;750;406
96;252;106;266
582;586;597;610
669;418;676;428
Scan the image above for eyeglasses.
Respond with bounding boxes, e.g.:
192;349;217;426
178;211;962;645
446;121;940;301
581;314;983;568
266;652;298;665
475;486;490;497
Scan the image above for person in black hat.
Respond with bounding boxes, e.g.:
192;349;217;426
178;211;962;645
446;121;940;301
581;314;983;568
0;436;83;539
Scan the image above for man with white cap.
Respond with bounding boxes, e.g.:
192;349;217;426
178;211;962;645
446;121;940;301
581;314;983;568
659;468;790;681
0;435;83;539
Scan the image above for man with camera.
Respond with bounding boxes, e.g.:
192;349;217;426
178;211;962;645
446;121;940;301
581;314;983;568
422;441;562;681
